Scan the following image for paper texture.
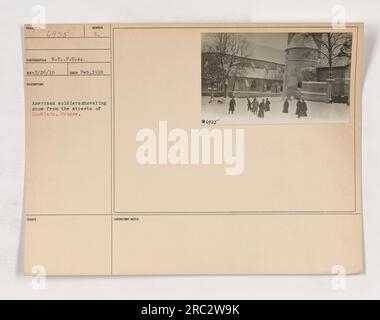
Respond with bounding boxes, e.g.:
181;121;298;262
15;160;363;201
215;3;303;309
23;23;364;275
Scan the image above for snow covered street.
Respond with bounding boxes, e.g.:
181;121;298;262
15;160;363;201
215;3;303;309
202;96;350;124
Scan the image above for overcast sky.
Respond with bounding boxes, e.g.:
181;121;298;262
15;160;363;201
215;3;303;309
237;33;288;50
202;32;288;64
202;32;288;50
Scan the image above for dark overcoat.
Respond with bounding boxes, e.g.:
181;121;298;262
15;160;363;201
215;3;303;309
283;100;289;113
258;102;265;118
229;98;236;111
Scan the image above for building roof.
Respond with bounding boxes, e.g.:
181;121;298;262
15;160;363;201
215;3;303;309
246;43;285;65
202;33;286;65
240;65;282;80
287;33;320;51
202;52;284;80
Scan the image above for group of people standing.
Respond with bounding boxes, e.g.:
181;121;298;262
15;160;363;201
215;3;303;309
229;97;271;117
282;97;308;118
228;96;308;119
229;96;271;118
295;99;308;118
246;97;271;118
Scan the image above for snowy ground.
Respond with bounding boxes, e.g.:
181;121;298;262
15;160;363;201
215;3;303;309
202;96;350;125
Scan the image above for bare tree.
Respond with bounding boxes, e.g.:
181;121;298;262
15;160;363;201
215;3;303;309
201;53;223;100
202;33;251;97
308;33;352;79
338;37;352;58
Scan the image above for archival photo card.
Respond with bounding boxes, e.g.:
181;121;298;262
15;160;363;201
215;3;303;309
23;23;363;276
201;32;353;124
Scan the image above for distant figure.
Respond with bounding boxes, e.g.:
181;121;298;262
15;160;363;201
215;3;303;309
265;98;271;112
252;97;259;115
282;98;289;113
247;98;252;111
229;97;236;114
295;99;302;118
301;99;308;117
258;99;265;118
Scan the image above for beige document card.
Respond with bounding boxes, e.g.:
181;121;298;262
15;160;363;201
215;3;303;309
23;23;364;275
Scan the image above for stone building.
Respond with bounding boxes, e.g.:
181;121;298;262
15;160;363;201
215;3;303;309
201;47;285;98
202;33;351;103
316;59;351;103
282;32;351;104
283;33;322;98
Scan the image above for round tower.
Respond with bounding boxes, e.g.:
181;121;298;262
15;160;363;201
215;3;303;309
283;33;321;98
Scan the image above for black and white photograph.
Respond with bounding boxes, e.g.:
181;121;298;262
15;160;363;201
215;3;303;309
202;32;353;124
